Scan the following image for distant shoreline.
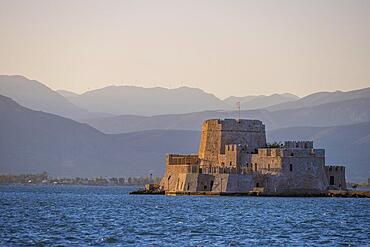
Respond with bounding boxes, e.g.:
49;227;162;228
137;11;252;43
0;183;144;187
0;172;160;187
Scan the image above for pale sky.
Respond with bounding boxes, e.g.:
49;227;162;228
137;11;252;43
0;0;369;98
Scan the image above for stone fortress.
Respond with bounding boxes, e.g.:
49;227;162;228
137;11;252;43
160;119;347;195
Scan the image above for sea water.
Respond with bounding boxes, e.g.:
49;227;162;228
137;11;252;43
0;185;369;246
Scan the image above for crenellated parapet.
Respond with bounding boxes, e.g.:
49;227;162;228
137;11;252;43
165;154;200;175
284;141;313;149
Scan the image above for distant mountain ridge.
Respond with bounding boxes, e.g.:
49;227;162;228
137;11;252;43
0;75;112;120
84;96;370;133
224;93;299;110
57;90;79;98
67;85;228;116
2;75;369;118
267;87;370;111
69;86;302;115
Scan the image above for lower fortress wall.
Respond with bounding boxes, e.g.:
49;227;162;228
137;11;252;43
161;164;329;195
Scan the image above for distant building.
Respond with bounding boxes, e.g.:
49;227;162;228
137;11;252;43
160;119;347;195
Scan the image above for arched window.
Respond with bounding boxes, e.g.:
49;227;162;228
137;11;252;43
289;164;293;172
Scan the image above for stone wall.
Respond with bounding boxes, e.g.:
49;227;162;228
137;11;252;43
198;119;222;166
250;147;328;194
160;154;200;190
325;165;347;190
214;174;254;193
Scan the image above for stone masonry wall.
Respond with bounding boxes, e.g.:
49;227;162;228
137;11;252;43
325;165;347;190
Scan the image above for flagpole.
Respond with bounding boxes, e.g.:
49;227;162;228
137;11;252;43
236;101;240;122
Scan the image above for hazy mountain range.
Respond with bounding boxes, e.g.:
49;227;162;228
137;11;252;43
0;75;369;181
266;87;370;111
0;95;369;181
84;96;370;134
0;75;301;116
62;86;228;116
61;87;300;116
0;75;112;120
224;93;299;110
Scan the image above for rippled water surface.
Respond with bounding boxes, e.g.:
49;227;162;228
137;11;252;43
0;185;369;246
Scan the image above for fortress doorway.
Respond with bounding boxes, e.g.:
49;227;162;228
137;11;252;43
330;176;335;185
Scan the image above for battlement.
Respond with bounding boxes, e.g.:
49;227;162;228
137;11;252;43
225;144;248;152
166;154;199;166
202;119;265;132
284;141;313;149
325;165;346;172
255;147;324;158
165;154;200;176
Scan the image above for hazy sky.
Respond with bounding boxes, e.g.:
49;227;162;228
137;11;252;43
0;0;369;98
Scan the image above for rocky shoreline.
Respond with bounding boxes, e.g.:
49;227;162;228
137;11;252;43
130;189;370;198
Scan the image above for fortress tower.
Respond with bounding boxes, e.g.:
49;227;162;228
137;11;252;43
198;119;266;169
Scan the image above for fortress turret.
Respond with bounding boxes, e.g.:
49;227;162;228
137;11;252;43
198;119;266;169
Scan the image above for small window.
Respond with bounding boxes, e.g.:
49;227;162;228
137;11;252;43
255;163;258;172
268;164;270;171
256;182;259;188
291;153;294;156
230;161;232;166
289;164;293;172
